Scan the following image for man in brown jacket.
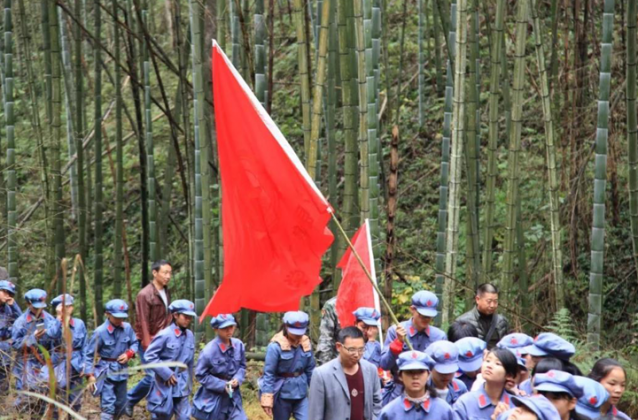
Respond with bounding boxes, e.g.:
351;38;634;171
125;260;173;415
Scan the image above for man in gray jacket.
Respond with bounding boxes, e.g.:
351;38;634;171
455;283;509;349
309;326;382;420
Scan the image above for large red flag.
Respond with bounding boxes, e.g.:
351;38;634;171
335;220;383;343
201;41;334;319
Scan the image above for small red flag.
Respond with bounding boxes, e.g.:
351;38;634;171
201;41;334;320
335;220;382;343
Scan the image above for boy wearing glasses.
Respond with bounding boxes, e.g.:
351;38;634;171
308;326;382;420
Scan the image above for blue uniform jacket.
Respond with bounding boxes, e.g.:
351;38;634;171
0;301;21;364
518;378;533;395
453;386;514;420
53;318;88;374
456;371;476;391
429;377;468;405
260;332;315;400
144;323;195;415
363;340;381;368
11;309;61;389
380;319;447;372
85;319;138;388
379;395;455;420
192;337;246;415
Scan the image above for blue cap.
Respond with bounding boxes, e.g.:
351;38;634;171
506;347;528;371
425;340;459;374
497;333;534;351
353;307;380;326
523;333;575;360
574;376;609;419
0;280;16;295
25;289;48;309
411;291;438;318
455;337;486;372
51;294;74;309
511;395;561;420
210;314;237;329
105;299;129;318
169;299;197;317
283;311;309;335
397;351;434;371
534;370;584;399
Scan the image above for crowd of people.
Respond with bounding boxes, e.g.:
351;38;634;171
0;261;632;420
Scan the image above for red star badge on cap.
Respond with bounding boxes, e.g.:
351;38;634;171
295;321;302;327
411;352;418;359
466;351;473;357
120;305;125;310
589;396;597;405
547;371;555;378
510;337;518;345
444;352;450;359
426;300;432;307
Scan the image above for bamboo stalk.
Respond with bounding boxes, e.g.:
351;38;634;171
93;0;104;324
442;0;467;325
587;0;615;351
529;0;564;307
113;0;123;297
5;0;16;284
294;0;312;159
354;0;370;222
434;0;456;326
501;0;529;298
482;0;506;280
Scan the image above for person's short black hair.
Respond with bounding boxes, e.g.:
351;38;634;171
532;357;564;377
476;283;499;296
488;348;518;378
151;260;172;273
337;326;364;344
447;321;479;342
562;360;582;376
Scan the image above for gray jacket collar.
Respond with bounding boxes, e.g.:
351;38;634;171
330;358;351;400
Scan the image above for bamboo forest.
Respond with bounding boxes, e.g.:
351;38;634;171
0;0;636;418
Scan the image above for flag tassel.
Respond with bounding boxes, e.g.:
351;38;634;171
330;211;413;351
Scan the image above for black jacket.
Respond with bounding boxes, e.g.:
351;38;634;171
456;306;509;348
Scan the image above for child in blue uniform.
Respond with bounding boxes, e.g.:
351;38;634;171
259;311;315;420
533;370;585;420
497;395;561;420
453;348;517;420
0;280;21;396
573;376;610;419
587;358;631;420
379;351;454;420
192;314;247;420
11;288;61;414
455;337;486;390
425;340;467;405
144;300;197;420
51;294;88;413
353;307;382;367
380;291;446;405
497;333;534;383
85;299;139;420
519;333;575;395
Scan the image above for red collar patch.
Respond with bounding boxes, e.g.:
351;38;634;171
219;342;227;352
107;324;114;333
612;406;618;415
409;326;416;336
478;393;488;408
421;398;430;412
174;328;182;337
403;398;412;411
503;393;510;405
452;380;459;391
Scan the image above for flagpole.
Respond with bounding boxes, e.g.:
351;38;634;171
330;212;414;351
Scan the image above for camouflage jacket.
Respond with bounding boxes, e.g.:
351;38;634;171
314;297;341;365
